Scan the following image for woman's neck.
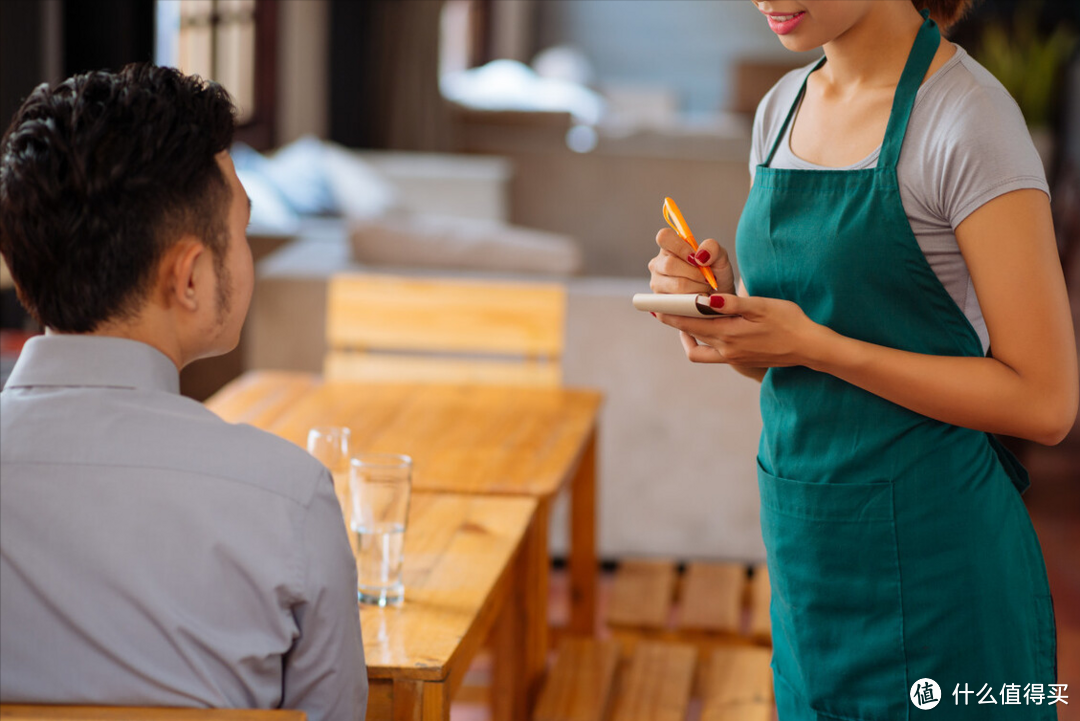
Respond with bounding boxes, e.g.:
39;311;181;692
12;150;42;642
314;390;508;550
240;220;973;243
818;4;926;96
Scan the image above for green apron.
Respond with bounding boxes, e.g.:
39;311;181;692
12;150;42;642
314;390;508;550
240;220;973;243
734;13;1057;720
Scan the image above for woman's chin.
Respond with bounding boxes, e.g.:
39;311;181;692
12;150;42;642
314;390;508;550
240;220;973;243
776;35;819;53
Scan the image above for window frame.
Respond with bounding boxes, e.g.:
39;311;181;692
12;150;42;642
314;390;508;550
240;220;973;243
231;0;277;150
158;0;278;150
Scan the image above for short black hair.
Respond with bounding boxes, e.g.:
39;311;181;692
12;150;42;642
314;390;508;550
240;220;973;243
0;62;237;332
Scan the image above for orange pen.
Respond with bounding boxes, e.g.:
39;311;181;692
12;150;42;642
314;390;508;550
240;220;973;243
663;197;718;291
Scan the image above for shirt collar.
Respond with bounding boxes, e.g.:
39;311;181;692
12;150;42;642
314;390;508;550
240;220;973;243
5;335;181;394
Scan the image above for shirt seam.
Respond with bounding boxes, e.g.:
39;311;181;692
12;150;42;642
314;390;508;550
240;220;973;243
1;458;318;506
288;495;311;607
950;175;1050;229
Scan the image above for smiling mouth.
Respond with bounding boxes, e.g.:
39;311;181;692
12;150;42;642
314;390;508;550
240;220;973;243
763;10;806;34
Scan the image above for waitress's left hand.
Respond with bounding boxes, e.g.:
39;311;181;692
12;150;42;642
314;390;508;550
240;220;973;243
657;293;829;368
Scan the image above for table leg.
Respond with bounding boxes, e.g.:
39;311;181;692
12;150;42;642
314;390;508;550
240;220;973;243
568;429;598;636
522;499;552;713
491;543;527;721
386;678;448;721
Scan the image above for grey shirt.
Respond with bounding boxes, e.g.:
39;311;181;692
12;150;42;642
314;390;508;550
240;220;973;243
750;45;1050;353
0;335;366;720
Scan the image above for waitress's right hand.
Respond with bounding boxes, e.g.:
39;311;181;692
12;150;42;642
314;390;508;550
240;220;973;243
648;228;735;295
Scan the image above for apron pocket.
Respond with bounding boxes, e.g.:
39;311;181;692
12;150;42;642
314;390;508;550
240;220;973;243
758;460;907;721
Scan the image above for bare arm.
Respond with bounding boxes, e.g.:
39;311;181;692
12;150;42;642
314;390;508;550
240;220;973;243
658;189;1078;444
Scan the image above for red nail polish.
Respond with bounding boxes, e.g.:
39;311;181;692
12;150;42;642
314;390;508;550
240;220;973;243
686;253;699;267
650;311;657;317
695;249;711;264
708;295;725;309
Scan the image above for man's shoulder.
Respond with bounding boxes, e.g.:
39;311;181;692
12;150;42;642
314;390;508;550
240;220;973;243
203;414;331;506
1;385;330;508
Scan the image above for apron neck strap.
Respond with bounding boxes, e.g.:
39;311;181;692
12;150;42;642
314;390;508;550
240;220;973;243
762;11;941;170
879;11;940;168
764;56;826;167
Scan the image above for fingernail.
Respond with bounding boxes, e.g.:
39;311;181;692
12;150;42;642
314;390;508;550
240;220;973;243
650;311;657;317
686;253;700;267
695;249;711;264
708;295;725;309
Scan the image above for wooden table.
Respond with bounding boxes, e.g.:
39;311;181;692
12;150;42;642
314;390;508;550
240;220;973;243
206;371;603;710
362;491;536;721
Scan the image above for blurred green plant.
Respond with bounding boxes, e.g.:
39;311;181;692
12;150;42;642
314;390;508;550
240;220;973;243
977;1;1078;128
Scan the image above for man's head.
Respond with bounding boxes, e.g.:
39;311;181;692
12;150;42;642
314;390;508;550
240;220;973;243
0;62;252;365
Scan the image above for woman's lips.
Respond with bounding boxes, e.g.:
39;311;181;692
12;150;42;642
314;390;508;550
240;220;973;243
765;11;806;35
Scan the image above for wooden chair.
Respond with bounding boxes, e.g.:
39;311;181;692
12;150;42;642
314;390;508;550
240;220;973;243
533;638;774;721
324;273;567;386
532;637;621;721
0;706;305;720
699;646;775;721
605;559;772;652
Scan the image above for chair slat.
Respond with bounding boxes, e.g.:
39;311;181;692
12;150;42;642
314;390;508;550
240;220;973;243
610;641;697;721
747;565;771;644
532;637;620;721
701;645;774;708
607;559;677;630
0;706;305;721
677;562;747;634
326;274;566;357
699;701;775;721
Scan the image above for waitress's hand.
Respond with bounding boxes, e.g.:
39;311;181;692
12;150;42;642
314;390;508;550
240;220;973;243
658;293;831;368
648;228;736;295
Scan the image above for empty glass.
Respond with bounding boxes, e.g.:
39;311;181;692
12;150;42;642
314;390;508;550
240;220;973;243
306;426;352;530
349;453;412;606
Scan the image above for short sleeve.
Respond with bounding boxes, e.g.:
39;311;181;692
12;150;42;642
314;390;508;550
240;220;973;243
914;60;1049;231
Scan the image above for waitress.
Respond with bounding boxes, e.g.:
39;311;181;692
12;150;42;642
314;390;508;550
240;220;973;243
648;0;1077;718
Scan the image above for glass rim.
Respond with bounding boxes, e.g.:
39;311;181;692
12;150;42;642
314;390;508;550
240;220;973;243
308;425;352;437
350;453;413;470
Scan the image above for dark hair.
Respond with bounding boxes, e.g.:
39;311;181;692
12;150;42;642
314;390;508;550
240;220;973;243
911;0;978;30
0;63;237;332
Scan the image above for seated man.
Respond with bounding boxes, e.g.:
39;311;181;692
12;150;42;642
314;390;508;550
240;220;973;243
0;63;366;720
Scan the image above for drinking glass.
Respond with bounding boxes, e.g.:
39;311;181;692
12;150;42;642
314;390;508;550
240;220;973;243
349;453;413;606
306;426;352;528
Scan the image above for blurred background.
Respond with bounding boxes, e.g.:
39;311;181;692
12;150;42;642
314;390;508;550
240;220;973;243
2;0;1077;283
1;2;1078;707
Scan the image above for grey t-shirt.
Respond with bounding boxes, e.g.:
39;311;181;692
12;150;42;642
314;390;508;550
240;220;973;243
749;45;1049;353
0;335;367;720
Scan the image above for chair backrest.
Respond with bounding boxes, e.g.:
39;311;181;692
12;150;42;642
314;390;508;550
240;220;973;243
0;705;305;720
324;273;567;386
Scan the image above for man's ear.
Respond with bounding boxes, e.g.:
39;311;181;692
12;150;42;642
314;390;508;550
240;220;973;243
160;238;206;311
